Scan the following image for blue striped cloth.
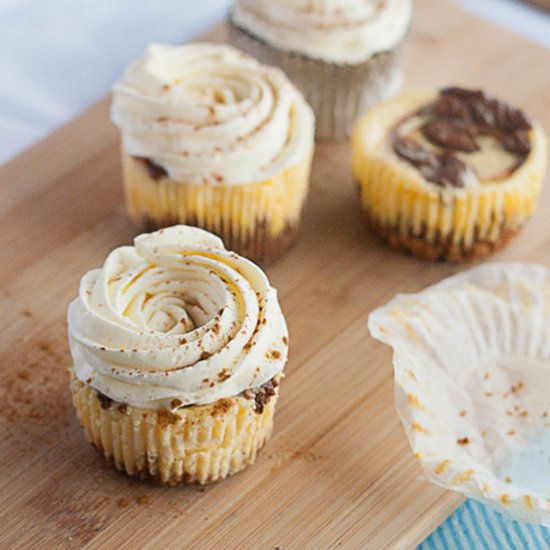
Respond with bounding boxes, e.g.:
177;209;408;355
418;499;550;549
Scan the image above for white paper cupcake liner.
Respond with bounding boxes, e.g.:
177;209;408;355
229;22;404;142
369;263;550;526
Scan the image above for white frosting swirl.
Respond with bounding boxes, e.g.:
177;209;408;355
68;226;288;409
232;0;412;64
111;43;314;185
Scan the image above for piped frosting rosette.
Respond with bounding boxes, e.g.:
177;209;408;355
110;43;314;185
232;0;412;64
68;226;288;410
369;264;550;526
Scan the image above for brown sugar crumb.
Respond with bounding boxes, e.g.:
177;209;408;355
170;399;182;410
457;437;470;446
483;373;490;380
117;404;128;414
117;498;131;508
484;391;493;397
282;336;288;346
243;342;253;352
200;351;212;361
157;409;179;427
136;495;151;506
505;476;512;483
543;411;548;418
267;350;281;360
507;430;516;436
242;389;254;400
520;411;529;417
211;323;220;335
179;338;187;345
23;310;32;318
459;410;467;417
97;392;113;410
210;398;232;417
253;379;279;414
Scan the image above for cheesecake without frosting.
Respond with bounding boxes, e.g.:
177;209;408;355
352;87;548;261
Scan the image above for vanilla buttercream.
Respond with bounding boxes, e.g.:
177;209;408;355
231;0;412;64
111;43;314;185
68;226;288;409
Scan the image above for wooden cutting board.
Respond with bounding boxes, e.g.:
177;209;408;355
1;1;549;548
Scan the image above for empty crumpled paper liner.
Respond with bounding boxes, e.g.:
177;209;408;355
369;263;550;526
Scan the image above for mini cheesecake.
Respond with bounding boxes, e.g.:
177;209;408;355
352;87;548;261
68;225;289;484
230;0;412;142
111;43;314;265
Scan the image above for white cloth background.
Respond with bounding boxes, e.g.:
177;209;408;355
0;0;232;164
0;0;548;165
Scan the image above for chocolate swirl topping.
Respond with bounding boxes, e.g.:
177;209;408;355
393;88;533;188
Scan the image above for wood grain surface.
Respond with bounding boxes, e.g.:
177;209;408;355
1;1;549;548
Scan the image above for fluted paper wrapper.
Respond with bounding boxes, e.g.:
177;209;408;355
123;153;312;264
229;23;404;142
71;374;279;485
369;263;550;525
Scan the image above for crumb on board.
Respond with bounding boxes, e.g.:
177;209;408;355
137;495;151;506
117;498;131;508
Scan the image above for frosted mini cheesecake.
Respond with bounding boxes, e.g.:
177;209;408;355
111;43;315;264
230;0;412;141
68;225;289;484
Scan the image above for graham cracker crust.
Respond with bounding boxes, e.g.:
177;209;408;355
140;214;299;266
366;215;520;262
